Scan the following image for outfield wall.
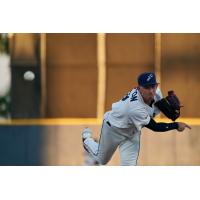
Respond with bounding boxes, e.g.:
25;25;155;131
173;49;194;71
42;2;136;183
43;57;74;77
0;119;199;166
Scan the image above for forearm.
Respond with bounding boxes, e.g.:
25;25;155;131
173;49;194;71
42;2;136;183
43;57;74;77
145;118;178;132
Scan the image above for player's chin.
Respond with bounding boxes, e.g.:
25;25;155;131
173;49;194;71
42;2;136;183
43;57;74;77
148;95;154;101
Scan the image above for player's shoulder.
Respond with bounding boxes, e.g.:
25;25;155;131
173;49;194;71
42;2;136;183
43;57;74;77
129;106;149;121
129;100;147;115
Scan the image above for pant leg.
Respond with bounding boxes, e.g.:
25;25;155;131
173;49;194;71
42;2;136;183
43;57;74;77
119;132;141;166
83;121;125;165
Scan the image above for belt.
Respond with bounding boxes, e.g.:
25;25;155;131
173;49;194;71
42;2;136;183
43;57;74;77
106;121;111;127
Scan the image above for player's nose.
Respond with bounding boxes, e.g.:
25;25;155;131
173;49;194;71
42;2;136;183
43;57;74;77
149;88;156;96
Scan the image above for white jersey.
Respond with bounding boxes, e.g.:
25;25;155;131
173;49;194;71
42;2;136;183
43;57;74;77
105;87;163;132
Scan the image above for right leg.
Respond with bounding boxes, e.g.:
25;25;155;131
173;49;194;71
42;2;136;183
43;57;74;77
119;132;141;166
82;121;124;165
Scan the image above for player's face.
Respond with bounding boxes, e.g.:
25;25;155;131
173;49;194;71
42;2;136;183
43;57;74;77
139;84;158;103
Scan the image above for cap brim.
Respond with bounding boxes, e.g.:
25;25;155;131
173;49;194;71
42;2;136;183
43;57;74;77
141;83;159;87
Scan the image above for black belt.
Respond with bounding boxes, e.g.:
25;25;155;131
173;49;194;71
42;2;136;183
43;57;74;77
106;121;111;127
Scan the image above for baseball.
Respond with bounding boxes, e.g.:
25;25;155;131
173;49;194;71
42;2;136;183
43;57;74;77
23;71;35;81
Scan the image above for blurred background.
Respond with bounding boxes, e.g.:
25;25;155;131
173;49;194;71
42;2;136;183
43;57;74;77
0;33;200;165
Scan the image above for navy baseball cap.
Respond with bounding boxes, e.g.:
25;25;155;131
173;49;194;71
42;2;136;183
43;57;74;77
137;72;158;87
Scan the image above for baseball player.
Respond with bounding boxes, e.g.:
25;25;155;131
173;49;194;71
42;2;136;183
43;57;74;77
82;72;191;166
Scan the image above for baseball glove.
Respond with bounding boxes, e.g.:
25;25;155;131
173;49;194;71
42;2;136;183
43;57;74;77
154;91;182;121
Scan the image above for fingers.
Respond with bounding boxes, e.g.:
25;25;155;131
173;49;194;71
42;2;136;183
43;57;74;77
177;122;192;132
177;128;184;132
185;124;192;129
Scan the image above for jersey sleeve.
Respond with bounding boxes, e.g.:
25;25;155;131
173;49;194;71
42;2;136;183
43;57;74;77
130;108;151;131
145;118;178;132
155;87;163;100
153;87;163;116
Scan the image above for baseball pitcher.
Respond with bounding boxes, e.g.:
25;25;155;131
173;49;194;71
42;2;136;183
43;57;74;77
82;72;191;166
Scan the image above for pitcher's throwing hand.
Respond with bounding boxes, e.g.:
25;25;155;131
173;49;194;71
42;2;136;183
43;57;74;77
177;122;191;132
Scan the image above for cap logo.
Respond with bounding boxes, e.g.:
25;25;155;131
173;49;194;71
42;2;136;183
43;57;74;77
147;74;153;82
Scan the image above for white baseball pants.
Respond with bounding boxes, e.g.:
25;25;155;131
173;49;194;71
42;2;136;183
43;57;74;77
83;120;141;166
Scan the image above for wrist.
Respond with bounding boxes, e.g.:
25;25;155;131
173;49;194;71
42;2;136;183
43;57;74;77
173;122;179;130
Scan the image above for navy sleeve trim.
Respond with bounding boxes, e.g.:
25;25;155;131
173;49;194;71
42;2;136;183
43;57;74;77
145;118;178;132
